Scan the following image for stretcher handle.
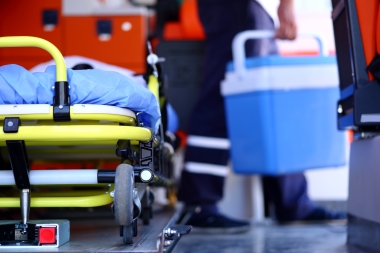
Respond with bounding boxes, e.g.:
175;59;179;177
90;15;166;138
232;30;328;79
0;36;67;82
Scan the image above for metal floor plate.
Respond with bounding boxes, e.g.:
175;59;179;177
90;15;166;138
0;206;179;253
174;221;368;253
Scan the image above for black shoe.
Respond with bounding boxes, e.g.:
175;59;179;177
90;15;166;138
302;207;347;221
278;207;347;224
178;206;251;234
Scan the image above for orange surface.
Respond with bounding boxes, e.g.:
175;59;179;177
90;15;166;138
0;0;63;61
175;130;188;147
280;50;336;56
64;16;147;73
163;22;184;40
377;3;380;54
355;0;378;80
163;0;205;40
0;58;51;70
0;0;148;73
348;130;354;143
180;0;205;39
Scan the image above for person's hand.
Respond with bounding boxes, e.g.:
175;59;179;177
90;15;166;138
275;0;297;40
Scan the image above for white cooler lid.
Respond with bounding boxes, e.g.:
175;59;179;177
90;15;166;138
226;55;336;72
221;55;339;96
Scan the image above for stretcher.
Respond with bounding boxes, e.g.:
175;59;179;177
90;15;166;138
0;36;190;248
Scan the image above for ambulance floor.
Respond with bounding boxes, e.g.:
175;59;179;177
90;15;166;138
173;221;368;253
0;207;369;253
0;205;179;253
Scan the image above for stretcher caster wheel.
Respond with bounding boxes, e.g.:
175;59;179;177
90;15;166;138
141;207;152;225
114;164;134;237
133;219;138;237
122;224;134;244
141;189;154;225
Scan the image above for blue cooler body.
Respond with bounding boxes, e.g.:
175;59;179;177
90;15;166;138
221;55;347;175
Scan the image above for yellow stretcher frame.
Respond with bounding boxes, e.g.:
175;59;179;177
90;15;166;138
1;185;115;208
0;36;156;208
0;124;152;146
0;36;67;81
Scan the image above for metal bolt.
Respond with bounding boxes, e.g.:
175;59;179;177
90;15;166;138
68;86;71;89
52;86;55;90
147;54;159;65
164;228;177;237
13;105;17;108
140;169;153;182
7;121;14;127
81;105;85;107
110;191;115;198
59;105;63;109
133;188;138;198
164;240;172;247
337;105;343;114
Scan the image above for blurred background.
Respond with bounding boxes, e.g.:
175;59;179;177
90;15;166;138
0;0;348;222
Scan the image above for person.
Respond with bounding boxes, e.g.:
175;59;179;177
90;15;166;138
178;0;345;233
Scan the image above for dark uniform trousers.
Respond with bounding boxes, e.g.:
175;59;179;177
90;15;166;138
178;0;315;221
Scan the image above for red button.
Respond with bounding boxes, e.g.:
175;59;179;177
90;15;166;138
39;227;56;244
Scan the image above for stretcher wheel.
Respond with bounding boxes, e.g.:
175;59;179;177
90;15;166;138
133;219;138;237
141;189;154;225
122;224;134;244
114;164;134;227
142;207;151;225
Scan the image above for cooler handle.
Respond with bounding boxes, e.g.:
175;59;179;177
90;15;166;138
232;30;329;79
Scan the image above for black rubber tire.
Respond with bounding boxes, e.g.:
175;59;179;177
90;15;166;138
133;219;138;237
123;224;134;244
114;164;134;226
142;208;151;225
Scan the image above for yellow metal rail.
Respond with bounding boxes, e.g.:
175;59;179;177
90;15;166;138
0;192;113;208
0;36;67;81
0;125;152;146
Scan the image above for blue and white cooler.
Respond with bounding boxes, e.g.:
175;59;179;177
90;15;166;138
221;30;347;175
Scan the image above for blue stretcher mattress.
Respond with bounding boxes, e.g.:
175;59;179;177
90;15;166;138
0;64;161;131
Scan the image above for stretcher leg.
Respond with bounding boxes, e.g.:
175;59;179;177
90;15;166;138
6;140;32;234
20;189;30;235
